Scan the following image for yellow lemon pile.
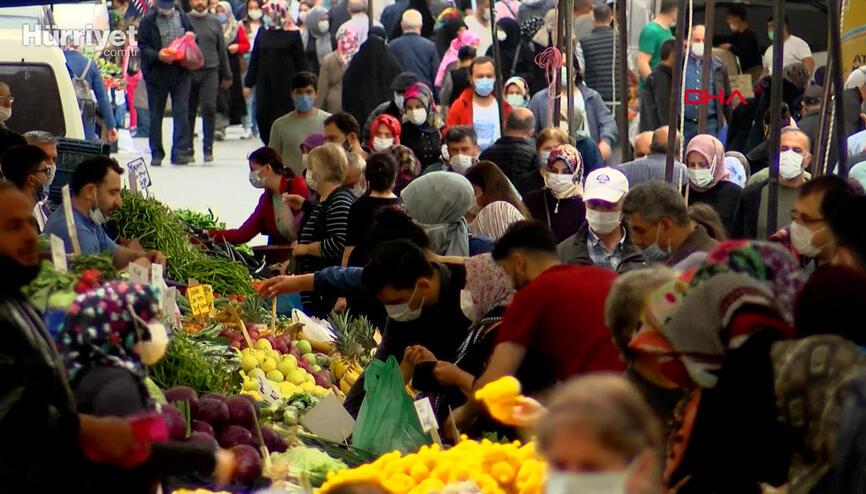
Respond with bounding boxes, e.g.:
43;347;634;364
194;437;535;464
319;438;546;494
474;376;522;424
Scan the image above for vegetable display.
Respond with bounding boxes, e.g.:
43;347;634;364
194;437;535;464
150;325;241;394
175;208;226;231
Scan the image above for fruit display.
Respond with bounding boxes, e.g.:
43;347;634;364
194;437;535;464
265;446;348;487
475;377;523;424
328;311;377;394
237;338;332;402
318;438;547;494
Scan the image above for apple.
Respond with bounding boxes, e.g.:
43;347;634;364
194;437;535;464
295;340;312;355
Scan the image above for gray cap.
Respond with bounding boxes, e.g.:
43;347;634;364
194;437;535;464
391;72;419;92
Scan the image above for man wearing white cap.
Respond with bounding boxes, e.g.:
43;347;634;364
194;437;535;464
558;167;647;272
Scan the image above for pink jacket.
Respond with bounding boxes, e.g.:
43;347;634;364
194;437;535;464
435;30;481;88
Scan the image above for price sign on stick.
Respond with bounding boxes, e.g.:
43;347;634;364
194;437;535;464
301;394;356;443
49;234;68;273
202;284;215;313
414;397;442;446
61;185;80;255
126;158;151;194
128;262;149;285
256;375;282;403
187;284;212;316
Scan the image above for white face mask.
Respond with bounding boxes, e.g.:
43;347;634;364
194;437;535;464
131;308;169;366
373;137;394;151
248;9;263;20
496;29;507;41
585;208;621;234
790;221;824;257
350;182;366;198
305;170;317;191
547;173;574;194
539;151;551;166
460;289;477;322
779;150;805;179
687;157;715;189
0;106;11;122
318;20;330;32
90;205;107;225
407;108;428;126
545;469;628;494
385;284;424;322
450;154;474;174
691;41;705;58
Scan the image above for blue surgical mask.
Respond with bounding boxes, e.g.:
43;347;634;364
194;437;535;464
642;223;670;263
394;92;405;110
216;13;228;23
293;94;315;113
539;151;551;166
473;77;495;97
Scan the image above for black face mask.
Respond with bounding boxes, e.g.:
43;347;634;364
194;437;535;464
0;255;41;292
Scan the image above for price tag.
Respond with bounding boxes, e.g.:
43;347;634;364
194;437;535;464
202;284;215;312
49;234;68;273
301;394;355;443
164;287;181;326
128;165;138;194
61;185;80;256
126;158;151;193
128;262;149;285
151;264;165;310
256;375;282;403
414;397;438;433
186;284;212;316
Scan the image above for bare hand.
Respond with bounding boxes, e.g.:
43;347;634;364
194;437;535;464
432;361;463;387
158;49;174;63
243;87;252;99
598;140;612;162
256;275;306;298
507;396;546;428
404;345;436;365
334;296;348;313
282;193;305;210
290;241;308;258
79;414;136;464
213;448;237;485
220;79;233;90
107;128;119;143
227;44;239;54
278;260;290;275
146;250;167;268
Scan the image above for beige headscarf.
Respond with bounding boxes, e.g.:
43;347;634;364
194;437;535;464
469;201;526;240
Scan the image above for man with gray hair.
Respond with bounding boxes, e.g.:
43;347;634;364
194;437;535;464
478;107;537;182
343;152;367;198
622;180;718;266
619;126;687;187
388;9;440;90
23;131;58;166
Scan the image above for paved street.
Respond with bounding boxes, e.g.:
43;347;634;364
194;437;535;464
114;118;268;244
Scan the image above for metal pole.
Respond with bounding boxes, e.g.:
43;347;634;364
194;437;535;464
616;0;632;162
697;0;715;134
766;0;785;235
489;0;506;132
368;0;373;33
553;6;566;128
828;0;847;176
814;58;834;176
665;0;689;183
565;0;576;136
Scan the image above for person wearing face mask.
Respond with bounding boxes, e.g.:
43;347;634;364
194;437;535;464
243;0;309;147
208;146;309;246
399;83;444;169
342;28;404;130
682;25;732;145
733;127;813;240
449;220;623;432
240;1;263;140
324;111;368;160
478;107;537;182
465;161;530;238
760;15;814;78
185;0;233;163
623;180;719;268
712;5;761;76
366;114;402;153
301;7;335;76
423;125;481;175
213;1;250;142
44;157;166;270
502;77;529;109
515;127;567;195
437;31;480;98
446;57;513;151
0;184;142;491
0;145;54;231
316;25;359;114
684;135;742;234
559;167;646;273
485;19;535;85
343;152;368;198
269;72;331;174
362;72;419;142
58;281;237;493
464;0;494;55
524;144;587;243
0;82;26;157
536;375;665;494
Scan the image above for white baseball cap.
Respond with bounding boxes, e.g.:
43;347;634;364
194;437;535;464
583;167;629;203
845;66;866;90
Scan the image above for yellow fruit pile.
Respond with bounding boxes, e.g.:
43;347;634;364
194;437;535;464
318;438;546;494
475;377;522;424
330;356;363;395
237;340;329;401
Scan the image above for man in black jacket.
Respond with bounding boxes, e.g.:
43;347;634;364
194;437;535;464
187;0;233;163
478;108;537;182
138;0;195;166
0;183;135;491
639;38;674;132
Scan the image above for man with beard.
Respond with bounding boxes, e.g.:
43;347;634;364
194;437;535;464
0;183;136;491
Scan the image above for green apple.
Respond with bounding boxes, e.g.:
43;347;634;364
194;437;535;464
295;339;312;355
277;358;296;376
303;353;317;366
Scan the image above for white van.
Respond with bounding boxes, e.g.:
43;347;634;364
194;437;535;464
0;27;85;139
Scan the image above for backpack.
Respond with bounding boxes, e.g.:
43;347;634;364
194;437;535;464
73;58;97;121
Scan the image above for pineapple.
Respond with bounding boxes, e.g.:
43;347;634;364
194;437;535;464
329;311;359;381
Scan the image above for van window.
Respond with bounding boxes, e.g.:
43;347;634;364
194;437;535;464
0;62;66;137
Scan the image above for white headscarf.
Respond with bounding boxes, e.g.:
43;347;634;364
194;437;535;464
401;172;475;256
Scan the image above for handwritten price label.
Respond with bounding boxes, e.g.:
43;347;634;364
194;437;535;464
257;375;282;403
187;284;212;316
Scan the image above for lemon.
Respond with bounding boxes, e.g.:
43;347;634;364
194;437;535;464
249;368;266;378
276;358;296;376
267;369;285;382
300;381;315;392
279;382;298;396
260;357;277;373
240;354;259;373
242;379;258;391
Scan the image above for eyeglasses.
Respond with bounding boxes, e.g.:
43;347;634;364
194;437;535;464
0;96;15;104
790;209;825;225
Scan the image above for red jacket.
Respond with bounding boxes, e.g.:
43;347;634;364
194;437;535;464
445;87;512;131
210;175;308;245
234;27;251;55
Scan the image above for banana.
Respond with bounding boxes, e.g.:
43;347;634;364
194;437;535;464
331;359;346;380
340;378;353;395
344;369;359;385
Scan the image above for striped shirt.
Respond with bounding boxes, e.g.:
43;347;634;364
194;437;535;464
580;26;620;103
296;187;356;314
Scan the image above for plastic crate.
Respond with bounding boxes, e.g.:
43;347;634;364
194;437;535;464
48;138;110;206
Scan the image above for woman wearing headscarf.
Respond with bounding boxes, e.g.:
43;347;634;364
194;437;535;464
436;29;481;89
399;83;444;169
723;155;747;188
316;24;358;113
342;31;404;133
60;282;235;493
244;0;309;144
401;171;475;256
470;201;525;241
503;76;529;108
464;160;529;238
367;114;402;153
214;1;249;139
386;144;422;195
300;7;334;76
524;144;587;242
684;134;742;235
433;10;467;58
485;18;535;84
630;272;795;494
518;16;547;93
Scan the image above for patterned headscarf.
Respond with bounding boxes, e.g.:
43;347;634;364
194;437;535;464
387;144;422;194
262;0;288;30
368;114;402;149
543;144;584;199
217;1;240;43
336;24;359;63
403;82;442;128
463;253;515;322
470;201;526;241
691;240;805;322
60;281;160;382
685;134;728;192
520;16;545;41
